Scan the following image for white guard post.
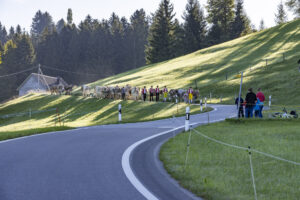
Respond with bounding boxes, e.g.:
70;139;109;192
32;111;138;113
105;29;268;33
118;104;122;122
205;97;207;108
269;95;272;107
185;107;190;132
200;99;203;112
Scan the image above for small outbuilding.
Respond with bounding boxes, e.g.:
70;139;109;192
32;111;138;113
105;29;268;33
17;73;68;96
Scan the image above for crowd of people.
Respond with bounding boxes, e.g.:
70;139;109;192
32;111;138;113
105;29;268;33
235;88;265;118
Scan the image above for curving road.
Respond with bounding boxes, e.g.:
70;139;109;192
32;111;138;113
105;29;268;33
0;105;236;200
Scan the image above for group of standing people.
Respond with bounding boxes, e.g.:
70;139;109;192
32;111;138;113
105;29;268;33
141;86;169;102
235;88;265;118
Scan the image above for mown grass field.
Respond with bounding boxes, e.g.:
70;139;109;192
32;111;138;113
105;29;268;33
86;19;300;105
160;119;300;200
0;93;211;140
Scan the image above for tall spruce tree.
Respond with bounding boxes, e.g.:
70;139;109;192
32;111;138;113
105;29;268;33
231;0;251;39
207;0;235;44
285;0;300;18
130;9;149;68
67;8;73;25
56;19;66;33
259;19;266;31
183;0;207;54
145;0;176;64
275;1;288;25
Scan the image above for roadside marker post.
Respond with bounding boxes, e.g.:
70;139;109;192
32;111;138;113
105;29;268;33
269;95;272;108
205;97;207;108
200;99;203;112
237;72;244;118
185;107;190;132
118;104;122;122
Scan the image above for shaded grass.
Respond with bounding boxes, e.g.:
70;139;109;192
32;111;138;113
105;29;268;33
160;119;300;200
0;126;73;141
0;93;212;134
82;19;300;105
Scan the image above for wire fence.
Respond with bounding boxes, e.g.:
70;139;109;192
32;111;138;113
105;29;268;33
169;115;300;199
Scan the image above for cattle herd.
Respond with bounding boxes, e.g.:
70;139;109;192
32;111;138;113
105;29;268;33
81;85;200;103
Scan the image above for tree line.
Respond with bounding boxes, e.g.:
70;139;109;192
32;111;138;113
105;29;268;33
0;0;298;101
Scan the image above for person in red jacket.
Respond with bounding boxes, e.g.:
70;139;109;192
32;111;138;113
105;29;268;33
141;86;147;101
256;88;265;118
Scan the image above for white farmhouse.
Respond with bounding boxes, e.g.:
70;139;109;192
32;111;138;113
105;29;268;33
17;73;67;96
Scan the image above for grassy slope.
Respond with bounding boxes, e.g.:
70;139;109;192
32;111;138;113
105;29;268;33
160;119;300;200
88;19;300;105
0;93;211;136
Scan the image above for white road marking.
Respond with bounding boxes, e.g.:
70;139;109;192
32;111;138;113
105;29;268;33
121;106;234;200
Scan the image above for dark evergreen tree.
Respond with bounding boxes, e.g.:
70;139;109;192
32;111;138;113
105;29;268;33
207;0;235;44
31;11;54;36
285;0;300;18
56;19;66;33
0;26;8;44
231;0;251;39
275;1;288;25
183;0;207;54
259;19;266;31
145;0;176;64
130;9;149;68
16;25;22;35
8;27;15;40
67;8;73;25
173;19;185;57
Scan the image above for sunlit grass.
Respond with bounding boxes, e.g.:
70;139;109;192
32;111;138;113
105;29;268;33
0;93;211;137
84;19;300;105
160;119;300;200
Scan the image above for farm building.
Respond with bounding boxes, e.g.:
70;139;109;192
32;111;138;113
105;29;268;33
17;73;68;96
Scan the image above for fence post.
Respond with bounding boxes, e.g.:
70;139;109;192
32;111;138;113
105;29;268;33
269;95;272;108
185;107;190;132
248;146;258;200
118;104;122;122
210;92;212;103
205;97;207;108
207;112;210;124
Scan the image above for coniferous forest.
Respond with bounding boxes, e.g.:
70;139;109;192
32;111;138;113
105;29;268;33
0;0;254;101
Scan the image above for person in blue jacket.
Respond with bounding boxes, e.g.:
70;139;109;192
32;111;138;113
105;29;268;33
254;98;261;118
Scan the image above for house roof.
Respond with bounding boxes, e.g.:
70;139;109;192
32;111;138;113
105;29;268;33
17;73;68;91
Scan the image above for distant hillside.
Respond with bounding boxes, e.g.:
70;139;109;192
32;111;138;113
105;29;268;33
88;19;300;105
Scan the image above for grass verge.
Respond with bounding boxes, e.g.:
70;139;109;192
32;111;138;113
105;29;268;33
0;126;73;141
160;119;300;200
0;93;212;138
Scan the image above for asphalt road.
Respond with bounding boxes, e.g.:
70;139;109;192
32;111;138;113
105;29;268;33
0;104;236;200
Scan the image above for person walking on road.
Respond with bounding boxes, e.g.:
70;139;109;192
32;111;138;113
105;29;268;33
256;88;265;118
235;95;244;118
142;86;147;102
245;88;257;118
188;87;193;104
155;86;160;102
121;87;126;100
163;86;168;102
149;86;154;102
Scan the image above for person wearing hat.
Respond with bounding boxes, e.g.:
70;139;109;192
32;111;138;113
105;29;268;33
141;86;147;101
188;87;193;104
155;86;160;102
163;86;168;102
149;86;154;101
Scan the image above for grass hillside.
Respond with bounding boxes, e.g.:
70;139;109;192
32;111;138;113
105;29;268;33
0;93;210;140
88;19;300;105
